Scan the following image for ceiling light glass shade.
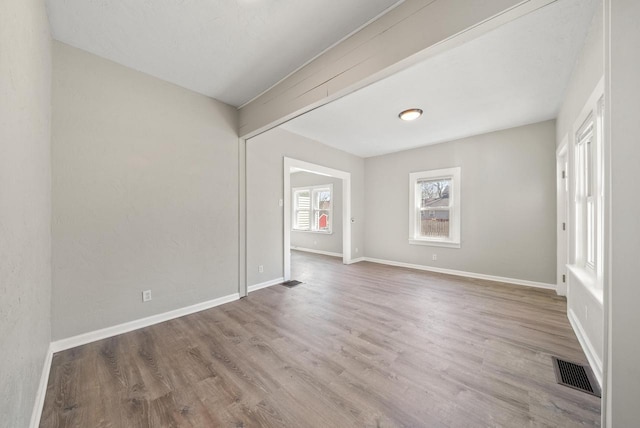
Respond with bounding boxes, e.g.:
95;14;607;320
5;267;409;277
398;108;423;121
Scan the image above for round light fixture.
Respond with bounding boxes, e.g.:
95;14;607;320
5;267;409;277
398;108;423;121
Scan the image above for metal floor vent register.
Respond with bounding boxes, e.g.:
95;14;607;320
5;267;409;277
551;356;601;397
281;280;302;288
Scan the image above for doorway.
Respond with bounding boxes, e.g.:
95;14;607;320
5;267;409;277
283;157;351;281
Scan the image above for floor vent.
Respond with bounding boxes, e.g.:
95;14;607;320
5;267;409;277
281;280;302;288
551;357;601;397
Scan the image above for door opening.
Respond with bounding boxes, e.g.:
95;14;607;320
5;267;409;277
283;157;351;281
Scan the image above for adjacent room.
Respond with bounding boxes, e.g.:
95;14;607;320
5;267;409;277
2;0;639;427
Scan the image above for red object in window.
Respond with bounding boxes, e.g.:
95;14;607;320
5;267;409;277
319;214;327;229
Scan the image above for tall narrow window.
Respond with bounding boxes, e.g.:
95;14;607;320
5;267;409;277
575;116;596;271
409;167;461;248
292;184;332;233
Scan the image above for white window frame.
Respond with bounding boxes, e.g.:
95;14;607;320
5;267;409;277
292;184;333;234
409;167;461;248
573;95;604;277
575;116;597;272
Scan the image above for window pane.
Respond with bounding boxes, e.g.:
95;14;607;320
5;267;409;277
420;209;450;238
296;191;310;210
586;138;593;197
587;199;595;267
295;210;310;230
419;179;451;209
315;190;331;210
315;210;330;231
293;189;311;230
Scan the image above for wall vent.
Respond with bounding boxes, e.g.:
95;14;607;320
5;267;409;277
552;357;601;397
281;280;302;288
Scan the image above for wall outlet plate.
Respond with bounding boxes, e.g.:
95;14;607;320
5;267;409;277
142;290;152;302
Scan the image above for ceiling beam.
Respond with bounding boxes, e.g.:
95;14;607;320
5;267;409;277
238;0;556;139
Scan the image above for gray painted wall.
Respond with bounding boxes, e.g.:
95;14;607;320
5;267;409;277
556;0;604;382
290;172;343;255
0;0;52;426
364;120;557;284
608;0;640;424
557;2;602;145
247;128;365;286
52;42;239;340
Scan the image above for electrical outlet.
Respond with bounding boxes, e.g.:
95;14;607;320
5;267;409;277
259;265;264;273
355;247;359;253
432;254;437;261
142;290;152;302
585;305;588;321
279;199;283;207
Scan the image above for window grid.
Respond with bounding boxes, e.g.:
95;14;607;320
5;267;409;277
292;185;332;233
409;167;461;248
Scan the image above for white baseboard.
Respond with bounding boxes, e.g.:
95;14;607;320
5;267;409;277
50;292;240;353
568;308;603;387
248;277;284;293
363;257;556;291
556;281;567;296
29;344;53;428
291;247;342;258
346;257;365;264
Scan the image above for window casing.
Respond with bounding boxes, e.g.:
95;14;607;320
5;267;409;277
292;184;332;233
574;98;604;275
409;167;461;248
575;118;596;271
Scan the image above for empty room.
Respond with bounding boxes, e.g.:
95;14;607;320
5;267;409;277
2;0;639;427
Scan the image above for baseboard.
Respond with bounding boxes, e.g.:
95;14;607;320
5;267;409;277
29;344;53;428
346;257;365;264
248;277;284;293
363;257;556;291
291;247;343;258
50;292;240;353
568;308;603;387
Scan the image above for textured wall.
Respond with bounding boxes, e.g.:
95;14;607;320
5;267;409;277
290;172;343;255
0;0;52;426
247;128;365;286
52;42;239;340
364;120;557;284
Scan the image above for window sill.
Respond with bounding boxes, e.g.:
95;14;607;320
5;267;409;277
409;239;460;248
292;230;333;235
567;264;603;305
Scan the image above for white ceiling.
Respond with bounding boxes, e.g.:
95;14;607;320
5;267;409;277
46;0;403;107
280;0;598;158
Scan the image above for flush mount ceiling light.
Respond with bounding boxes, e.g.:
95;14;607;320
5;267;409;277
398;108;423;121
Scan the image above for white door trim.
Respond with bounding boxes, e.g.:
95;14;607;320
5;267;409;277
238;137;248;297
556;137;569;296
283;157;351;281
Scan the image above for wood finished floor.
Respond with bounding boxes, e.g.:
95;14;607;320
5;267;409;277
40;251;601;427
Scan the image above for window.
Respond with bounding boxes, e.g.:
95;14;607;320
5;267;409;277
574;99;603;274
409;167;461;247
292;184;332;233
575;117;596;271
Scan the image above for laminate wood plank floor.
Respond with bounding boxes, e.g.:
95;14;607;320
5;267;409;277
40;251;600;427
